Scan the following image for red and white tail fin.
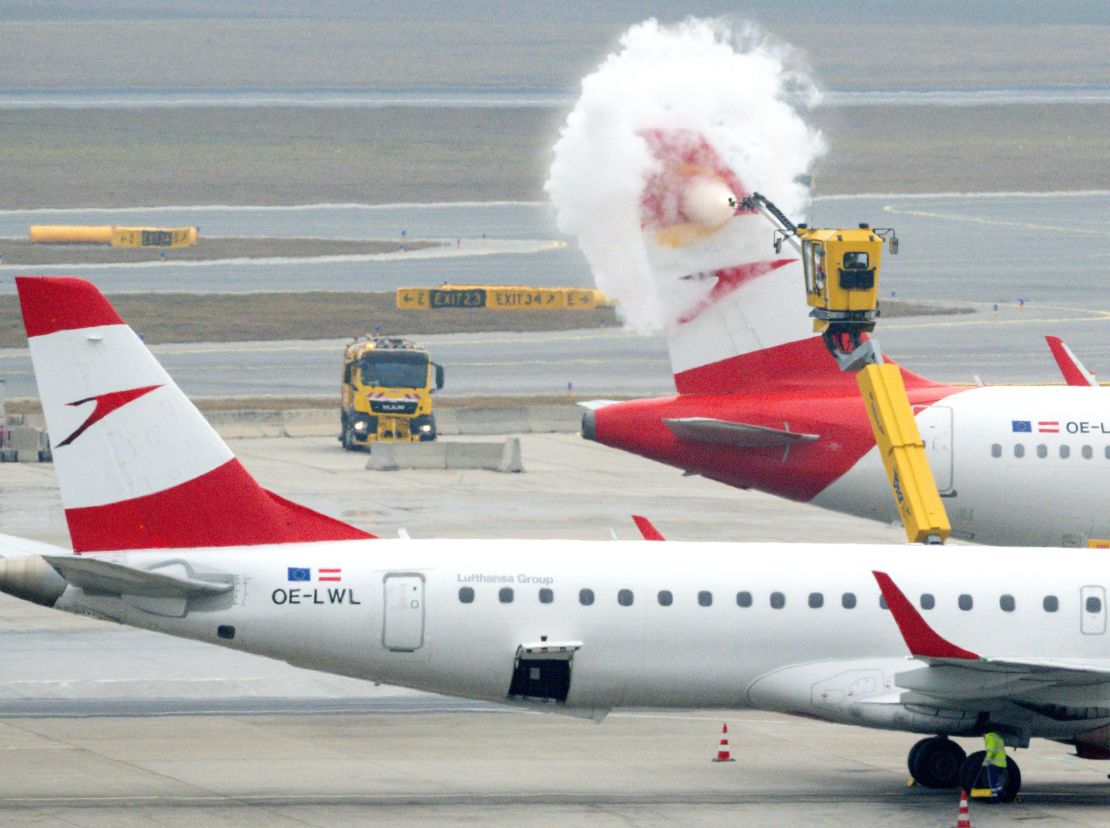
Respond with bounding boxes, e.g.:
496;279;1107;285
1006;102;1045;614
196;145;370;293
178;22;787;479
639;128;932;395
17;276;373;553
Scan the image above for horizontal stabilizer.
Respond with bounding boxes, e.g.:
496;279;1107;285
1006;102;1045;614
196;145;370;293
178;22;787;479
0;533;71;560
663;417;819;447
578;400;620;411
44;555;233;599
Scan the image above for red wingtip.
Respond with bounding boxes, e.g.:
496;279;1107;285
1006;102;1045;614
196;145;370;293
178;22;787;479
16;276;125;338
1046;335;1097;387
632;514;666;541
872;570;978;660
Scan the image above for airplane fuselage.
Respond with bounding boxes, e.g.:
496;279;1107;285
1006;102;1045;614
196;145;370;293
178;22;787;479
586;385;1110;547
50;540;1110;748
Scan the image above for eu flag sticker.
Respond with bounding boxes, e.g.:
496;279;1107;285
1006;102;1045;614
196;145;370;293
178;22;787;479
1011;420;1032;433
288;567;311;582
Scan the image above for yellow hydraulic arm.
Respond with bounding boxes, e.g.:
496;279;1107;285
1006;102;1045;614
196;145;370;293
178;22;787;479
857;363;950;544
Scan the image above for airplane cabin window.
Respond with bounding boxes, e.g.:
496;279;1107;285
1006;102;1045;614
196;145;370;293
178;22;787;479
958;594;973;611
499;587;514;604
1087;596;1103;614
1060;445;1071;459
1036;444;1047;458
808;592;824;608
618;589;634;607
879;596;889;610
698;591;713;607
579;588;595;606
770;591;785;609
1043;595;1059;612
920;593;935;610
458;587;475;604
736;591;753;608
539;588;553;604
1000;594;1015;612
1082;445;1093;459
991;443;1002;458
841;592;856;609
1013;444;1025;458
657;590;673;606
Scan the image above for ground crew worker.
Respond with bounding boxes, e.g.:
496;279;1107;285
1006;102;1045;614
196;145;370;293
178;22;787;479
984;731;1009;797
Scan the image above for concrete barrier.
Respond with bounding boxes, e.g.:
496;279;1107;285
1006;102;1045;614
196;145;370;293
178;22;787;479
7;425;47;463
368;438;523;473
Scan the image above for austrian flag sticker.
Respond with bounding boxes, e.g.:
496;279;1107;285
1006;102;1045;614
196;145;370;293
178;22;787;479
287;567;343;582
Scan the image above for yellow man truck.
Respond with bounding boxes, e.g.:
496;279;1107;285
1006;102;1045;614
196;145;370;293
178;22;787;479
339;336;444;450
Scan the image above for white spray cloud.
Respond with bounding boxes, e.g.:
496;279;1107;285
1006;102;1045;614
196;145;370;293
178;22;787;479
546;18;826;331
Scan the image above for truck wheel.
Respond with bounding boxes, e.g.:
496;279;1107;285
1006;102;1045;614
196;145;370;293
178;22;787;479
341;425;356;451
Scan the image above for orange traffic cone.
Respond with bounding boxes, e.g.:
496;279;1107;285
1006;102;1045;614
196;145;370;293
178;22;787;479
712;723;735;762
956;788;972;828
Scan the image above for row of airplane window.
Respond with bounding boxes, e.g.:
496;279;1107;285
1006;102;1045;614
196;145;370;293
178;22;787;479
457;587;1096;614
991;443;1110;460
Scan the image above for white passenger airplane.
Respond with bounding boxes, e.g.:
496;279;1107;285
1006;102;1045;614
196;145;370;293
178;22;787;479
6;275;1110;802
578;129;1110;547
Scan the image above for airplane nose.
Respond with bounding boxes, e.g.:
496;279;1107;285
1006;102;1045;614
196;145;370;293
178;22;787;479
581;409;596;441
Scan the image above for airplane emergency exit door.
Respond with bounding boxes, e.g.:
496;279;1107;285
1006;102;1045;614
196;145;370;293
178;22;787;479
383;574;425;651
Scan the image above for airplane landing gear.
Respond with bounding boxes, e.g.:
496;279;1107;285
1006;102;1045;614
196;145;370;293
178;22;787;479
959;750;1022;803
907;736;966;788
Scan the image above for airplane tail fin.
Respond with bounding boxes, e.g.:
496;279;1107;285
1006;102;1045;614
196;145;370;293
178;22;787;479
16;276;373;553
639;128;936;395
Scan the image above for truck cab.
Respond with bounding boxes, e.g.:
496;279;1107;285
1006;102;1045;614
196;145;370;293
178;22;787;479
340;336;444;449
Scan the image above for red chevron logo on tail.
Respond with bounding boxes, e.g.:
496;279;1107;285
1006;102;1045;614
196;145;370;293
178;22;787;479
57;384;163;447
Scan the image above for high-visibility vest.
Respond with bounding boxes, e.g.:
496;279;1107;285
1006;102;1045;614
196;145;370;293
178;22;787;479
984;731;1007;768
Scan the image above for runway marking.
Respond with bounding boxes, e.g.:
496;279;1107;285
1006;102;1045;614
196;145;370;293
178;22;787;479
882;204;1110;237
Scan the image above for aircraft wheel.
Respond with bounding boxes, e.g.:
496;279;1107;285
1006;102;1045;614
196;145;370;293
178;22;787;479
997;756;1021;802
958;751;1021;803
908;736;965;788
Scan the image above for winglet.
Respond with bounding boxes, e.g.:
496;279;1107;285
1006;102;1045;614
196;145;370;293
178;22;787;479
872;571;978;660
632;515;665;541
1046;335;1097;387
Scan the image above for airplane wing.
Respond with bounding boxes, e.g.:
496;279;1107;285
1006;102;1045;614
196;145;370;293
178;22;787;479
663;417;819;447
873;570;1110;697
1046;335;1098;387
44;555;233;599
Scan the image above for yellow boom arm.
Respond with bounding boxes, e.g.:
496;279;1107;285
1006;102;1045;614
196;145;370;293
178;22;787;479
856;363;951;544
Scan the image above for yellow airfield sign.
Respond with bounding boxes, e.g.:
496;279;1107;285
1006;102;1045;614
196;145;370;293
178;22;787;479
397;285;609;311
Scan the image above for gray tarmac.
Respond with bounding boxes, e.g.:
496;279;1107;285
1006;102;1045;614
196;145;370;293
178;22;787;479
1;434;1109;824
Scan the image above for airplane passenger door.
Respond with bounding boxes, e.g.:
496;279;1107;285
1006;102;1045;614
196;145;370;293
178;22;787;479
917;405;953;495
383;573;425;651
1080;586;1106;635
